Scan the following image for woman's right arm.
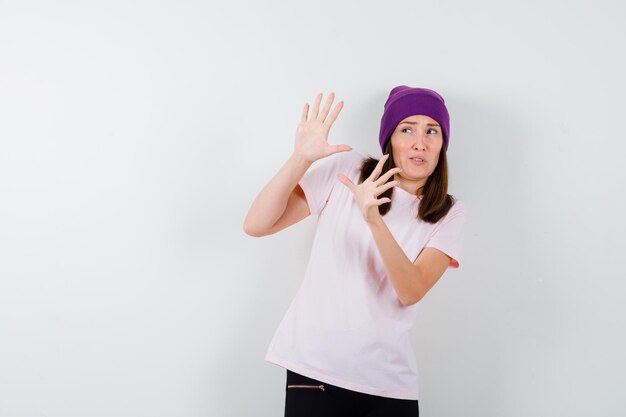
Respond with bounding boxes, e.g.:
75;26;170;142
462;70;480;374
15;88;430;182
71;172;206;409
242;153;312;237
242;92;350;237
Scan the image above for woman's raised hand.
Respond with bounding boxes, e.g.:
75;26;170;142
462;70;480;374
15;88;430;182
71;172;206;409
293;92;352;163
338;154;402;223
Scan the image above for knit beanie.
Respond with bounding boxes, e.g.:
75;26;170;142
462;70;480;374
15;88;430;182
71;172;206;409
379;85;450;152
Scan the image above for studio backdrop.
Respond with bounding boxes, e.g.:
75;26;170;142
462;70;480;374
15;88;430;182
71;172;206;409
1;0;624;416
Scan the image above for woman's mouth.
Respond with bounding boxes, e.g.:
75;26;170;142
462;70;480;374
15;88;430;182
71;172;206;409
409;157;425;165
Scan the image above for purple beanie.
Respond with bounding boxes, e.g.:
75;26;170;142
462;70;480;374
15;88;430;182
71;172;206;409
379;85;450;152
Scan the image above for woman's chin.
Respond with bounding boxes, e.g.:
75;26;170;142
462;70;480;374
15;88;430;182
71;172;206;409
400;169;427;181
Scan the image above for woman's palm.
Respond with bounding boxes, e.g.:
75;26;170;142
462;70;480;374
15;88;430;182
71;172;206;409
294;92;351;162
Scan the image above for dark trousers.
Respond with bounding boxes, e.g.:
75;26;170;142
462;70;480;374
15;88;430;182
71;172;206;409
284;370;419;417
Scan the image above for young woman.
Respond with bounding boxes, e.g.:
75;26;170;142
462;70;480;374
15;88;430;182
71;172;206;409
243;86;467;417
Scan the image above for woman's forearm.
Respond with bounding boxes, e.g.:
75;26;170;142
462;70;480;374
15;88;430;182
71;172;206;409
243;153;312;235
366;215;424;306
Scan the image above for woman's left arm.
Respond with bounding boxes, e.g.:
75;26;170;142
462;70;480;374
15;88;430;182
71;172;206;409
365;216;451;306
337;154;451;307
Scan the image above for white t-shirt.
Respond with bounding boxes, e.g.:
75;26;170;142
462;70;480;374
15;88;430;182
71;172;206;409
265;150;467;400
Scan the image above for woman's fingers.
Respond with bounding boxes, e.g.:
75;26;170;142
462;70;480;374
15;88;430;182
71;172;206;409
374;197;392;206
324;100;344;129
340;168;395;219
375;166;402;186
374;180;399;196
364;196;392;209
306;92;343;124
369;155;402;185
327;143;353;156
337;173;356;192
340;170;397;198
368;154;389;181
310;93;323;120
317;92;334;122
301;103;309;123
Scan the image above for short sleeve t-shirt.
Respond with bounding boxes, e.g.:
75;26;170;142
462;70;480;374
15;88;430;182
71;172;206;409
265;150;467;400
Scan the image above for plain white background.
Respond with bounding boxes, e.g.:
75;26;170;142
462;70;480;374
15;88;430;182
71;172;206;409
1;0;625;416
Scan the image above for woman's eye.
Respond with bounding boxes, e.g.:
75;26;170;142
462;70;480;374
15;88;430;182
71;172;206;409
401;128;411;133
428;128;438;134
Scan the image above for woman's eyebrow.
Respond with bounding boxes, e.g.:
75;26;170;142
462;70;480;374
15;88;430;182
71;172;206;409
400;122;440;127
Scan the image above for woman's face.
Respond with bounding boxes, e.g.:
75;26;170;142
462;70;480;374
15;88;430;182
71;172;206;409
389;114;443;193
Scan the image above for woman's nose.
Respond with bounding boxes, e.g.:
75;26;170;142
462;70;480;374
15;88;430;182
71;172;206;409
412;135;426;151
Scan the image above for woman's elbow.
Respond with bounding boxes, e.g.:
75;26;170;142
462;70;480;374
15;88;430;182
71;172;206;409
243;221;264;237
398;292;423;307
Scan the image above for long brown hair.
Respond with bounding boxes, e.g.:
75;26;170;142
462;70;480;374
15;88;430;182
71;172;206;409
358;141;456;223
